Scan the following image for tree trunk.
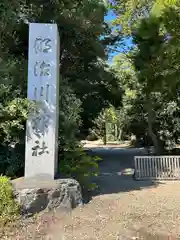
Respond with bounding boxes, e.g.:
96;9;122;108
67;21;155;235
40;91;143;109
147;100;162;155
103;122;107;145
115;124;118;141
118;128;122;142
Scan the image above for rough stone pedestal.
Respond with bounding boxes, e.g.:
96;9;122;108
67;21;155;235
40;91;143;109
11;177;82;216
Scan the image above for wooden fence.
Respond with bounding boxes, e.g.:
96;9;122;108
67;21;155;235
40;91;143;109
134;156;180;180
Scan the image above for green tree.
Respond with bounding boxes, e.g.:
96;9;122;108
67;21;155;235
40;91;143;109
110;1;180;153
0;0;119;186
109;0;179;34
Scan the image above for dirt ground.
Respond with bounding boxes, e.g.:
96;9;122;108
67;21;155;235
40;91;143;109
3;146;180;239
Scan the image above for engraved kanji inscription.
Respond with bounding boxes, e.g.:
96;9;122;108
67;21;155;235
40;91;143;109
46;84;49;102
34;38;52;54
34;61;51;77
34;87;37;100
32;140;49;156
40;86;44;97
31;108;50;138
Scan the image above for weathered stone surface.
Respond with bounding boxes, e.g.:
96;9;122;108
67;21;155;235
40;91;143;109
25;23;60;179
12;177;82;216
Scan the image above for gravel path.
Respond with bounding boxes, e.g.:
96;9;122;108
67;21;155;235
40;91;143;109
53;147;180;239
58;181;180;239
4;147;180;239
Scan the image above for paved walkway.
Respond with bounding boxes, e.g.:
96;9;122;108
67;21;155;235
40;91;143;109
88;147;156;196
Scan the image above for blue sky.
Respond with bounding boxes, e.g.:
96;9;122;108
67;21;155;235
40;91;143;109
104;10;116;22
104;10;133;62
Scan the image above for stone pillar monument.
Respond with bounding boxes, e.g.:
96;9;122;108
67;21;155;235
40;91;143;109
25;23;60;179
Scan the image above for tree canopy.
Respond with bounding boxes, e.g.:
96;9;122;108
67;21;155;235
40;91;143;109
105;0;180;153
0;0;124;181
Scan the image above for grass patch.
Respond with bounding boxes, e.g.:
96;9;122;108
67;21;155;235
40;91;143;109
0;176;20;227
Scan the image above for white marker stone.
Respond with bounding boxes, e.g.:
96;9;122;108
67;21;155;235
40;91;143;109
25;23;60;179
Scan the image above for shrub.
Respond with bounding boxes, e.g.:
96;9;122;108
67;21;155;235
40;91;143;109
86;133;98;141
0;143;25;178
59;81;102;191
0;97;36;178
0;176;20;226
92;105;121;143
59;145;101;191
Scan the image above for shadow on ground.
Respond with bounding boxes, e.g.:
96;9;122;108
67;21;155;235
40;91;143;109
85;147;163;199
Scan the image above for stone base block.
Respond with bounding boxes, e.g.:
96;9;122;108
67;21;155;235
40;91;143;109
11;177;83;216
